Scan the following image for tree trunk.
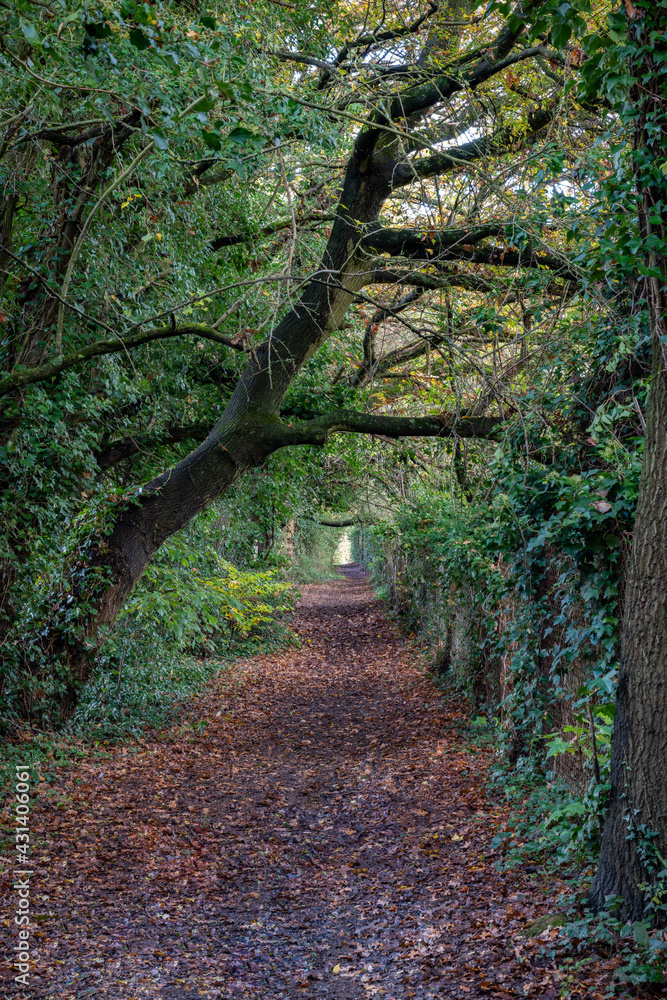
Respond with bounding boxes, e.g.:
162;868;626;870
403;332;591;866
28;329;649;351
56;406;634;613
590;5;667;920
589;288;667;921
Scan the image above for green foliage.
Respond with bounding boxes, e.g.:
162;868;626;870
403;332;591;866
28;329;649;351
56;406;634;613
120;529;295;652
355;407;642;899
487;757;596;873
557;898;667;992
289;519;344;583
0;0;358;727
63;518;297;738
478;727;667;991
358;442;638;728
0;502;297;732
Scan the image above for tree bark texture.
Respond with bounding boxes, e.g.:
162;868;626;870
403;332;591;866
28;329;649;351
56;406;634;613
590;5;667;920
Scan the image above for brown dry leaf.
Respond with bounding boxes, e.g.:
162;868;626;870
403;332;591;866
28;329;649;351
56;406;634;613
21;569;613;998
567;47;586;67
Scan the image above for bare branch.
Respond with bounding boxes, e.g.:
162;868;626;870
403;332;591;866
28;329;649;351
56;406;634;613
318;2;440;89
353;289;425;387
360;227;578;278
271;409;503;447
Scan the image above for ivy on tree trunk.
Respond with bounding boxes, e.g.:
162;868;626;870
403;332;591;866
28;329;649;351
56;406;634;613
590;0;667;922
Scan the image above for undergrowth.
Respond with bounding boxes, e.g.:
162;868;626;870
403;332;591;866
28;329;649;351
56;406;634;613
0;617;296;796
469;725;667;996
354;460;667;990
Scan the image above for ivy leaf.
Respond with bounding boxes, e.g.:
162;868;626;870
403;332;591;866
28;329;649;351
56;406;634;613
551;22;572;50
85;21;112;39
228;127;256;145
192;95;217;113
201;130;221;151
200;15;216;29
129;28;151;50
152;129;169;150
20;20;41;45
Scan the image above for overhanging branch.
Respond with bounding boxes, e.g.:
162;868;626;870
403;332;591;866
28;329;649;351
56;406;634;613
391;106;555;188
271;409;503;447
363;224;504;257
365;266;496;294
365;265;570;296
0;323;244;397
96;423;210;470
360;227;578;279
314;516;361;527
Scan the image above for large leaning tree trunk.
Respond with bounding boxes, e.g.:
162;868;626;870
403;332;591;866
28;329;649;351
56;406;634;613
590;1;667;922
31;0;567;717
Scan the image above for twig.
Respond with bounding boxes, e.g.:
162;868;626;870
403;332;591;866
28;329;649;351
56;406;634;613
55;90;218;350
276;144;298;279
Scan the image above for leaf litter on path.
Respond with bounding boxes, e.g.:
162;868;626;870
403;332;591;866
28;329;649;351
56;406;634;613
2;566;613;998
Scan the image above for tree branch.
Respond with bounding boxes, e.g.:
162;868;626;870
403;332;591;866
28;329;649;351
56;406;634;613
366;332;448;383
95;423;210;470
265;49;338;73
352;6;542;162
346;2;440;49
318;2;440;89
363;223;504;257
0;324;244;397
365;266;496;294
210;212;335;250
183;163;234;197
356;288;423;387
396;43;547;119
272;409;503;447
314;516;360;527
360;227;578;278
391;106;555;189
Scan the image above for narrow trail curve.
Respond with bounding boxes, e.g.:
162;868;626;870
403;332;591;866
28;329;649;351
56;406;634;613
24;568;581;999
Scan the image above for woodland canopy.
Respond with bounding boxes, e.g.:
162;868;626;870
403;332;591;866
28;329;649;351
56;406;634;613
2;0;667;934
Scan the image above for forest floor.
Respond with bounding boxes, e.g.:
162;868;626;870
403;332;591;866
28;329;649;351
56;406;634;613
4;567;618;999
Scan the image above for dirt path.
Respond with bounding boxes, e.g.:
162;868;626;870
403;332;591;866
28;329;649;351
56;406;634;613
9;568;591;998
